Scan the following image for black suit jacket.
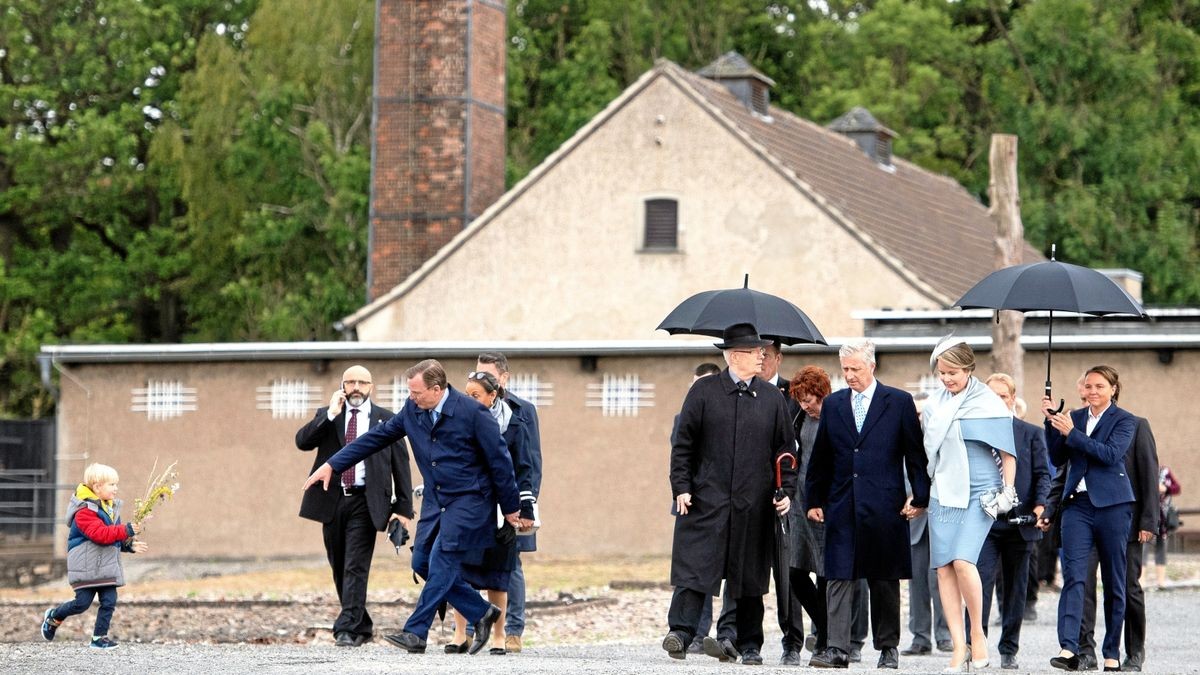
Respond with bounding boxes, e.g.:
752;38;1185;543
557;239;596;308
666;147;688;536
991;418;1051;541
295;403;414;531
1043;415;1158;543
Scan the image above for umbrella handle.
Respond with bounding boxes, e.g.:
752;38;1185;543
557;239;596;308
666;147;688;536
1043;383;1064;414
775;453;798;490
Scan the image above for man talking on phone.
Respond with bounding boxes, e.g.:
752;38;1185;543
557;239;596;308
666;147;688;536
296;365;414;648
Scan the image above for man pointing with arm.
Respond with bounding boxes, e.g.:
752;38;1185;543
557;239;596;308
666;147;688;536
304;359;520;655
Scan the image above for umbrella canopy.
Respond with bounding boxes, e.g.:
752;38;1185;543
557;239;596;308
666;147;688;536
657;275;827;346
954;247;1146;407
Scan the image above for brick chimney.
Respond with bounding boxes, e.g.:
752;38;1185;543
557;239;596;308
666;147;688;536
368;0;507;300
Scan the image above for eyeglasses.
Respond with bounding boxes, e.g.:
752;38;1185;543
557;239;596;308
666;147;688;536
733;348;766;356
342;379;372;387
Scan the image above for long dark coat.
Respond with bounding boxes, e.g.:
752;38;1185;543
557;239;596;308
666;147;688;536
805;381;929;580
669;371;796;597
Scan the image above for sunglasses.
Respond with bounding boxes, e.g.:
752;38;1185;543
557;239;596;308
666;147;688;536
467;371;494;381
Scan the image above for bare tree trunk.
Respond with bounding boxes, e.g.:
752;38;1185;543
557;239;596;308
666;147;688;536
988;134;1025;401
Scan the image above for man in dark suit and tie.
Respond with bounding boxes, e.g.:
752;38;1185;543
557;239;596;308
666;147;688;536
806;339;930;669
975;374;1051;670
295;365;414;647
303;359;521;655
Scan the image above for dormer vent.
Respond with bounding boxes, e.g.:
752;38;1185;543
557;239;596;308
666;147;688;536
828;107;897;167
697;51;775;116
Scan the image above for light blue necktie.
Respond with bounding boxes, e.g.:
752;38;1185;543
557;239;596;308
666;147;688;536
430;409;439;426
852;392;867;432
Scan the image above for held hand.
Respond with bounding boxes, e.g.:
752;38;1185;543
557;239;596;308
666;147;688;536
1036;517;1052;532
1033;505;1045;520
518;518;535;531
504;512;521;528
807;507;824;523
131;540;149;553
675;493;692;516
388;513;411;530
1139;530;1154;543
130;521;143;535
774;494;791;515
303;463;334;491
1041;396;1057;418
329;390;346;417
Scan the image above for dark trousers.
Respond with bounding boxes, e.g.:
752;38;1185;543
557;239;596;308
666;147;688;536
976;526;1033;656
406;531;491;639
322;491;377;637
1057;494;1133;659
1079;541;1146;665
670;587;764;652
669;586;713;638
783;571;827;651
53;585;118;637
827;578;899;653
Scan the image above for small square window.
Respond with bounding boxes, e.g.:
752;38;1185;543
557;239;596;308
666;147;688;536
586;374;655;417
131;380;197;420
256;379;322;419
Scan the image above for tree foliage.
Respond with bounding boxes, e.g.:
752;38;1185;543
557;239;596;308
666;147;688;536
2;0;1199;417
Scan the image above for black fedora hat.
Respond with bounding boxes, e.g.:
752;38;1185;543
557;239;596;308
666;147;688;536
714;323;773;350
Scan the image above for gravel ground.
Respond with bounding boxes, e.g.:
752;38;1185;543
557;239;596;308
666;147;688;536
3;586;1198;673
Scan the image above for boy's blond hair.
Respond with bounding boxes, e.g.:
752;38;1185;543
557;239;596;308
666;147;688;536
82;463;119;488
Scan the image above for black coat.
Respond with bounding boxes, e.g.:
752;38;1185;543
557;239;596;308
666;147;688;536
990;418;1051;541
669;371;796;597
805;381;929;580
295;403;414;530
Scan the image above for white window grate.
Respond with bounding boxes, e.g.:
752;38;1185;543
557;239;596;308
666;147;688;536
586;373;654;417
377;376;410;412
131;380;197;420
507;373;553;407
255;379;322;419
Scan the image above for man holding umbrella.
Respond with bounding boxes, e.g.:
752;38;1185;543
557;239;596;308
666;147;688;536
662;323;797;665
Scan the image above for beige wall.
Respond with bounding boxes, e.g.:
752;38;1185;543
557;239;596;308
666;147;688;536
51;347;1198;560
355;74;936;343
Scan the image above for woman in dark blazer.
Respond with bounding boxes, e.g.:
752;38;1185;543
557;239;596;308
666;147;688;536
1042;365;1136;672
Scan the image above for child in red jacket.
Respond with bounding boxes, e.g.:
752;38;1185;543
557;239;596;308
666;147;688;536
40;463;148;650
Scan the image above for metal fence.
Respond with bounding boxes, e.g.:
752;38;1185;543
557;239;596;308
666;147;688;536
0;419;59;540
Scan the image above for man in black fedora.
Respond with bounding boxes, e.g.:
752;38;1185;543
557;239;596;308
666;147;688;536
662;323;797;665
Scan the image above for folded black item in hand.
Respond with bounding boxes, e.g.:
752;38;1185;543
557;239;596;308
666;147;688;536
495;522;517;547
387;519;410;553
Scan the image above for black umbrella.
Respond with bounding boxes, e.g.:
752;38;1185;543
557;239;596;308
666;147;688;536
954;245;1146;410
774;453;798;627
656;275;827;345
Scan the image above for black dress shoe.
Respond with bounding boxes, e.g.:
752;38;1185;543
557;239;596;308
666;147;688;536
1078;653;1099;671
1120;657;1142;672
878;646;899;669
384;632;427;653
444;640;469;654
702;636;740;662
1103;667;1120;672
741;648;763;665
334;631;357;647
901;643;932;656
937;640;955;652
469;604;501;655
781;649;803;666
809;647;850;669
1001;653;1018;669
661;630;688;660
1050;654;1081;671
805;635;818;653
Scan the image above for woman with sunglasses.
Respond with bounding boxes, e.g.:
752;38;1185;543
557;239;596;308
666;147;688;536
444;371;535;655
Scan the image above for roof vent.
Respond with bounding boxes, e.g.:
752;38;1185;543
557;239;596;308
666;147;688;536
697;51;775;116
828;107;897;167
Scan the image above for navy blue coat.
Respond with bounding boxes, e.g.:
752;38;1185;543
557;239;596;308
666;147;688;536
327;385;520;553
805;381;929;580
990;418;1051;541
1045;404;1136;508
506;392;542;553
